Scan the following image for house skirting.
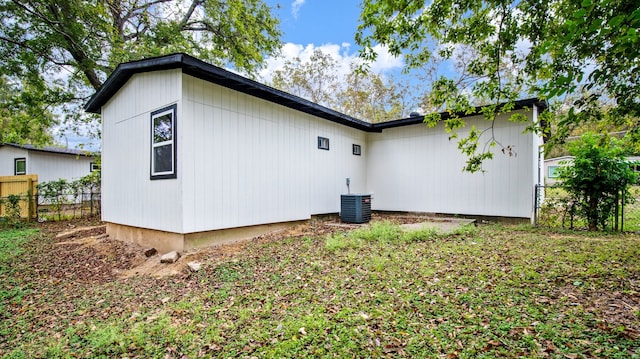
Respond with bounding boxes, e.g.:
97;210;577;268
106;212;530;254
106;220;305;254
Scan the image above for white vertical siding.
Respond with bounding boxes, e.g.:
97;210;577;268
102;68;539;235
28;153;93;183
101;69;183;233
0;147;28;176
366;111;537;218
307;118;367;214
0;147;92;183
181;75;367;233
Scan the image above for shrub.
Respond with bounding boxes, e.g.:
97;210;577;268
0;194;23;228
557;133;638;231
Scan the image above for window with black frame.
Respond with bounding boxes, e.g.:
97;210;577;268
151;104;177;179
14;158;26;175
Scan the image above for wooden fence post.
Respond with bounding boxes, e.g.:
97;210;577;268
27;177;33;221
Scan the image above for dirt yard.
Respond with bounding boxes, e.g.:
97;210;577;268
37;213;464;281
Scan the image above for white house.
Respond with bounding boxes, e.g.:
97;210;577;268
544;155;640;185
543;156;573;185
85;53;546;253
0;143;97;184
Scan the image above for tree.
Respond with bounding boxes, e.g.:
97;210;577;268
356;0;640;171
338;63;409;123
269;49;413;122
557;133;637;231
0;75;56;145
270;49;339;108
0;0;282;141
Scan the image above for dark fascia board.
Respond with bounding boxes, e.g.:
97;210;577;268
372;98;549;130
1;143;97;157
85;53;376;132
85;53;547;133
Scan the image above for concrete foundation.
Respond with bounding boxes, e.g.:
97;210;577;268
106;221;304;254
106;211;528;255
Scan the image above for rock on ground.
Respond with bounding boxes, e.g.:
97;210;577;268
187;261;202;272
144;248;157;257
160;251;180;264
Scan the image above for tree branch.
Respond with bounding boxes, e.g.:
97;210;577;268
179;0;203;30
0;36;72;67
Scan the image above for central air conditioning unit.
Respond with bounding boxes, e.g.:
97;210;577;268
340;194;372;223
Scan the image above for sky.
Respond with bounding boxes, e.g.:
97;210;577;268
259;0;404;81
267;0;363;46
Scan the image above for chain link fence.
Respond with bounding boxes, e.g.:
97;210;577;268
37;190;101;221
534;184;640;232
0;190;101;224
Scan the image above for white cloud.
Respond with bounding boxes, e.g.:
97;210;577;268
259;42;403;83
368;44;404;73
291;0;305;19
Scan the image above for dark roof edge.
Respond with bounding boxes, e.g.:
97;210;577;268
85;53;186;114
373;98;549;130
85;53;547;133
1;143;97;157
85;53;374;132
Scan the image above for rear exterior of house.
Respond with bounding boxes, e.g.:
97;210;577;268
86;54;545;253
0;144;96;183
368;111;542;218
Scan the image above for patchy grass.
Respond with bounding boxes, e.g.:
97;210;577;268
1;221;639;358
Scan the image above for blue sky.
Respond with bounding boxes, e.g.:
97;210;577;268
258;0;404;81
266;0;363;46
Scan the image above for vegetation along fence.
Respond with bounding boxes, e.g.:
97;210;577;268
534;184;640;232
36;177;101;221
0;175;38;222
0;173;101;225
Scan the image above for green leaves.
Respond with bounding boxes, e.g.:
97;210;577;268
357;0;640;170
0;0;282;143
0;76;58;145
269;50;410;123
556;133;638;230
271;49;339;107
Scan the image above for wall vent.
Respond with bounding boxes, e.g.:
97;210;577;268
340;194;372;223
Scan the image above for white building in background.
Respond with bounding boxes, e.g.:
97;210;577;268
85;53;546;253
544;155;640;185
0;143;97;183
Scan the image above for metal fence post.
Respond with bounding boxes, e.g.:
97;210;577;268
533;183;540;227
621;186;625;232
614;190;619;231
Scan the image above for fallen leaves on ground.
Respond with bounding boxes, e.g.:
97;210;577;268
0;218;639;358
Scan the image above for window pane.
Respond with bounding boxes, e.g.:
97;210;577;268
153;114;173;143
548;166;559;178
15;159;25;174
154;144;173;173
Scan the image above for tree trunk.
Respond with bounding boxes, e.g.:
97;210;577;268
588;196;598;231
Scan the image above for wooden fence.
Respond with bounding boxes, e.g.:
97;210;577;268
0;175;38;220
